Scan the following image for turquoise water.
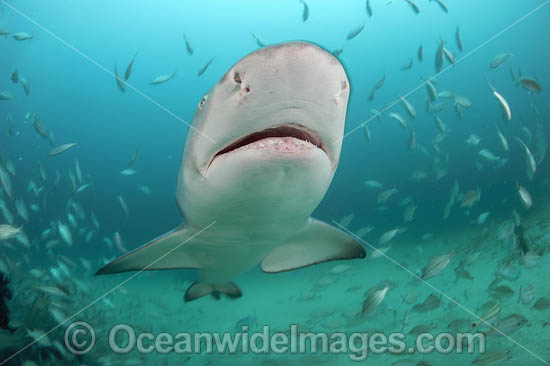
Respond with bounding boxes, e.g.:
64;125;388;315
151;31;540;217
0;0;549;365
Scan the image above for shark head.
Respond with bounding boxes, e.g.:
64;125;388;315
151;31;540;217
179;42;350;224
95;42;366;299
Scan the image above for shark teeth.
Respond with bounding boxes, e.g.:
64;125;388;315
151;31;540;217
234;137;316;153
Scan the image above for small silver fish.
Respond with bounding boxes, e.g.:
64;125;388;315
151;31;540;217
197;58;214;77
49;143;77;156
421;251;454;280
455;26;463;51
346;24;365;40
516;182;532;209
150;72;176;85
400;95;416;118
299;0;309;22
183;34;193;55
362;285;390;316
490;53;513;69
0;225;22;241
12;32;33;41
124;52;138;81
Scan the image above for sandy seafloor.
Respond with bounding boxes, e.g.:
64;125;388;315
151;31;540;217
4;198;550;366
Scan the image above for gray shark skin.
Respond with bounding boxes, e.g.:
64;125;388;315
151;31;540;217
96;42;366;301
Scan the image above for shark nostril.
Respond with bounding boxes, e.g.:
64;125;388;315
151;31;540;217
245;86;251;93
340;81;347;90
233;72;242;84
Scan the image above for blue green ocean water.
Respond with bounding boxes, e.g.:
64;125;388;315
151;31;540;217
0;0;549;365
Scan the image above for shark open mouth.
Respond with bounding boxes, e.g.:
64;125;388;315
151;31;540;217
213;125;324;159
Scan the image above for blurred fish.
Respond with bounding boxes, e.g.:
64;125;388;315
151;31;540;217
523;250;540;268
124;52;138;81
432;0;448;12
453;95;471;108
183;34;193;55
389;112;407;128
138;185;152;195
0;166;13;199
10;70;19;83
0;27;9;37
364;180;383;188
435;40;444;73
400;95;416;118
443;47;455;64
372;74;386;91
515;138;536;179
425;79;437;101
421;251;454;280
516;182;532;209
357;111;372;135
58;222;72;246
477;212;490;225
412;293;441;312
49;143;77;156
12;32;33;41
489;84;511;121
378;228;399;244
346;24;365;40
377;188;397;203
489;313;528;336
490;53;513;69
455;26;463;51
33;118;50;138
403;205;416;222
370;245;391;259
408;129;416;150
401;58;413;70
366;0;373;16
465;134;481;146
117;195;129;216
20;77;30;95
114;232;129;253
114;64;126;92
518;77;541;93
417;45;423;62
0;90;14;101
0;225;22;241
339;213;355;227
198;58;214;77
460;188;480;208
299;0;309;22
405;0;420;14
120;168;136;176
150;72;176;84
494;125;509;151
251;33;267;48
533;297;550;311
478;149;502;163
472;349;511;364
362;285;390;316
332;48;343;57
434;115;446;133
128;145;141;166
26;329;51;347
409;170;428;181
14;200;29;222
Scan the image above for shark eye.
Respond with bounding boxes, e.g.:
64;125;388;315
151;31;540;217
199;95;207;108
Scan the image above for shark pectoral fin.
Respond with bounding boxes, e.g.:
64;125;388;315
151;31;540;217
184;281;242;302
95;225;201;275
261;218;366;273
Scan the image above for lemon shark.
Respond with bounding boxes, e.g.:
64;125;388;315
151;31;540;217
96;42;366;301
